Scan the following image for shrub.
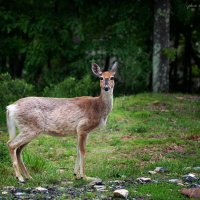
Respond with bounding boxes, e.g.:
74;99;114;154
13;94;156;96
0;73;34;107
43;75;98;98
0;73;34;127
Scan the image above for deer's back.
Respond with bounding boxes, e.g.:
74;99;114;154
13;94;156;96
11;96;104;135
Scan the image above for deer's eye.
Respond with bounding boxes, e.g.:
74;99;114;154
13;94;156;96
110;77;114;80
99;77;104;80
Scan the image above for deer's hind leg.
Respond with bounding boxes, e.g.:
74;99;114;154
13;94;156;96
8;131;38;182
16;144;32;180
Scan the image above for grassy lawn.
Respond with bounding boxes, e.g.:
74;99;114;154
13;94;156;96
0;93;200;199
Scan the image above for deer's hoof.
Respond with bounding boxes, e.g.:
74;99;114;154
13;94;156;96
17;176;26;183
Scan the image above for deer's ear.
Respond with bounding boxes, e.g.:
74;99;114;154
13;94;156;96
110;62;118;74
92;63;102;77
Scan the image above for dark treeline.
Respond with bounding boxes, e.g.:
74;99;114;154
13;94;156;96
0;0;200;98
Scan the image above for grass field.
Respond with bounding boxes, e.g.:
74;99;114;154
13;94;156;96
0;93;200;199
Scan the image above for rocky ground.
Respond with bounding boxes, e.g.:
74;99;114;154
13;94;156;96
1;167;200;200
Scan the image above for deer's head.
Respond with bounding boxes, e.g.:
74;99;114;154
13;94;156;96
92;62;117;92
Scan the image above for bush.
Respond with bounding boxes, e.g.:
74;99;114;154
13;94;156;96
43;75;99;98
0;73;33;106
0;73;34;107
0;73;34;127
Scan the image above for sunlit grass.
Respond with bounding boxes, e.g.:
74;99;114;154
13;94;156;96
0;93;199;199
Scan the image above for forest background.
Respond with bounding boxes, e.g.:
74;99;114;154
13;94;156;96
0;0;200;124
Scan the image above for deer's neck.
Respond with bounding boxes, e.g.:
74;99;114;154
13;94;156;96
99;88;113;116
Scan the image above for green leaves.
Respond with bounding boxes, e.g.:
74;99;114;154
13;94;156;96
0;0;154;94
0;73;34;107
163;48;177;63
43;75;98;98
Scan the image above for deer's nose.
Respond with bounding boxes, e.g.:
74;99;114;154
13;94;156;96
104;86;110;91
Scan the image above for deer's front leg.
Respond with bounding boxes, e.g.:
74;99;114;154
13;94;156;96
74;138;80;178
74;133;88;179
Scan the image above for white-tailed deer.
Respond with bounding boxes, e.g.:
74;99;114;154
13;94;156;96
6;62;117;182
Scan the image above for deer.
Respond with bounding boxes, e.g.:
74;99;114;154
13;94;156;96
6;62;117;183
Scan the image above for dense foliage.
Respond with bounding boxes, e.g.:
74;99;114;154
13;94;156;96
0;0;200;98
0;73;34;107
0;0;153;96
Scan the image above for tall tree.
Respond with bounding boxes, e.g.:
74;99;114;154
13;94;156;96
152;0;170;92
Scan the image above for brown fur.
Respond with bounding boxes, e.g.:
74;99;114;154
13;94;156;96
6;63;117;182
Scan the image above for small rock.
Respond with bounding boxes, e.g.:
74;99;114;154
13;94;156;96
168;179;182;184
35;187;48;192
182;173;198;182
113;189;129;199
137;177;151;184
148;170;157;175
190;184;200;188
15;192;26;196
154;167;168;173
2;191;8;195
4;186;15;190
181;188;200;199
193;167;200;171
58;169;65;173
94;185;107;191
88;178;103;187
112;180;126;185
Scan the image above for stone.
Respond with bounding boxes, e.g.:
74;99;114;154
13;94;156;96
108;180;126;186
4;186;15;190
113;180;125;184
15;192;26;196
58;169;65;173
154;167;168;173
190;184;200;188
168;179;182;184
137;177;151;184
148;170;157;175
35;187;48;192
113;189;129;199
182;173;198;182
193;167;200;171
94;185;107;192
2;191;8;195
88;178;103;187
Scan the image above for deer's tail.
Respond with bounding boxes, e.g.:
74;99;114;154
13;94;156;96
6;104;17;143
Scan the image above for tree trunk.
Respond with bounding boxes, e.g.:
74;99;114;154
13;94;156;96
152;0;170;92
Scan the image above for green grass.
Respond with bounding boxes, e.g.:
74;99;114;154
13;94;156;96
0;93;200;199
